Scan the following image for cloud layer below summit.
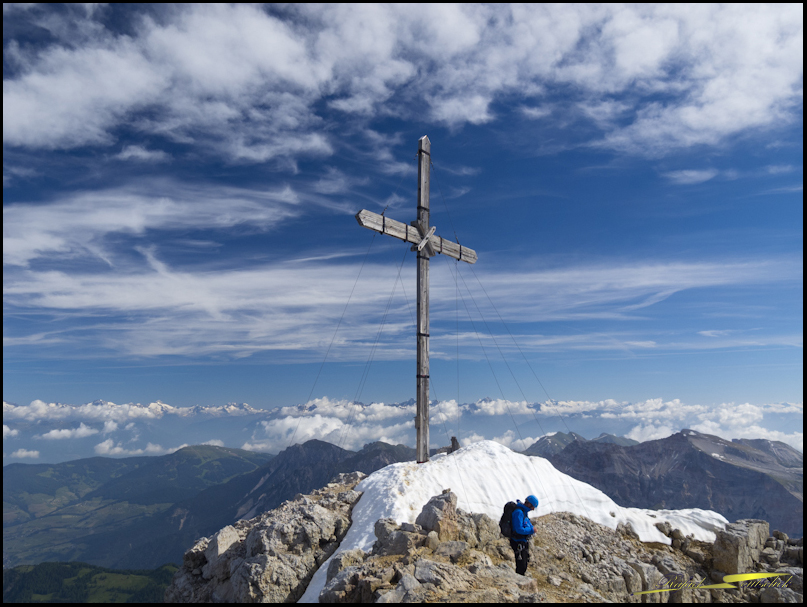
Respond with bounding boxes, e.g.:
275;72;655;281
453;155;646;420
3;396;802;463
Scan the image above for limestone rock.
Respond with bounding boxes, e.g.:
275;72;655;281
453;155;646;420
654;521;672;537
164;471;365;603
320;492;542;603
173;477;803;604
434;540;469;563
327;548;367;583
713;519;770;574
415;491;458;540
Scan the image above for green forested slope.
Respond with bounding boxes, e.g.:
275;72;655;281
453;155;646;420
2;561;177;603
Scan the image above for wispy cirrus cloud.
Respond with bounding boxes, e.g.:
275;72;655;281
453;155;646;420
114;145;170;163
2;179;301;267
662;169;719;185
4;253;800;361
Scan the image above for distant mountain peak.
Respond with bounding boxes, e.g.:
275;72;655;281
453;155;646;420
548;430;803;538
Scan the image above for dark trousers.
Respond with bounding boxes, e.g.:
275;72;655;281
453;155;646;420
510;539;530;575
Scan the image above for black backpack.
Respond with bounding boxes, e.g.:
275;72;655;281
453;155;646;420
499;501;517;538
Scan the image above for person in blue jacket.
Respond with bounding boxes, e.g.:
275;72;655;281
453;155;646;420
511;494;538;575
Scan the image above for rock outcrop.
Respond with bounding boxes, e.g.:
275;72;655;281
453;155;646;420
319;491;803;603
164;472;365;603
167;476;803;603
320;490;542;603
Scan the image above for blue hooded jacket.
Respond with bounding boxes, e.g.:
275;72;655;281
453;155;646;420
510;500;535;542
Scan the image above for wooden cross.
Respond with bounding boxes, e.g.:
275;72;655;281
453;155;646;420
355;136;478;463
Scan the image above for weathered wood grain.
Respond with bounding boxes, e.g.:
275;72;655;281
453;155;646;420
355;209;478;264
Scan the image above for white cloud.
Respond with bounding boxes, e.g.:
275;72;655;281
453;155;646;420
2;399;264;423
474;398;534;416
11;448;40;459
115;145;170;162
766;165;797;175
698;330;731;337
7;252;798;361
2;179;301;267
312;167;369;195
432;400;462;424
459;432;486;445
3;164;38;188
3;5;801;157
626;423;676;443
491;430;538;452
662;169;719;185
3;424;19;439
249;413;414;453
202;439;225;447
4;400;171;422
36;422;99;440
94;439;187;457
539;399;624;417
278;397;415;423
520;106;552;120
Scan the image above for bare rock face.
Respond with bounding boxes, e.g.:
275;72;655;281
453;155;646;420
164;471;365;603
713;519;770;574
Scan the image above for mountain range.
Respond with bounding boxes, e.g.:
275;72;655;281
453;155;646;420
4;429;802;574
2;440;416;570
536;429;803;538
522;431;639;457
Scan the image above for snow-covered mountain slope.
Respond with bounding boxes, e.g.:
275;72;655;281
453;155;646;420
300;440;728;602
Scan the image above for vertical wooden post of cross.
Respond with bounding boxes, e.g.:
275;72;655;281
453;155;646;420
354;136;477;464
415;135;431;463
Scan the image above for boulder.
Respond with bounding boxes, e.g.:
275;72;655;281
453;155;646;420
712;519;770;574
374;573;421;603
327;548;366;583
434;540;469;563
470;512;501;549
628;560;668;603
372;518;424;556
414;557;472;590
415;490;458;541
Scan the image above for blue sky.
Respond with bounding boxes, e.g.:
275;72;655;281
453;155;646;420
3;4;803;462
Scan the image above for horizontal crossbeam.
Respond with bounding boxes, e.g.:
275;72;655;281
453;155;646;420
355;209;477;264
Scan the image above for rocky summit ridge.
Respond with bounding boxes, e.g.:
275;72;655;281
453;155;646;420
166;472;803;603
165;472;365;603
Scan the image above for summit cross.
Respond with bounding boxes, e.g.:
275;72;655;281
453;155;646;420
355;135;478;463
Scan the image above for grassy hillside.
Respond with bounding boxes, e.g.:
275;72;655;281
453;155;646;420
2;561;177;603
3;446;273;569
3;456;153;526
